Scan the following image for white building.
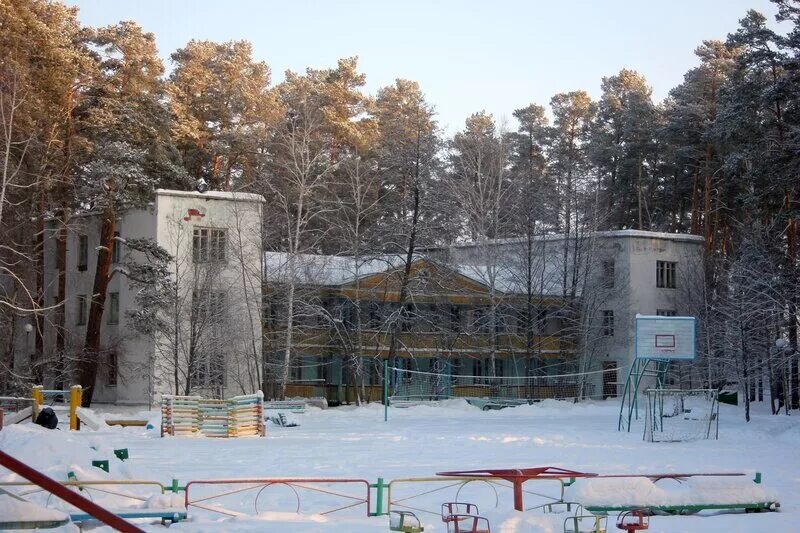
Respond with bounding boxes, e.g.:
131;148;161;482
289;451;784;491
433;230;705;395
22;189;264;404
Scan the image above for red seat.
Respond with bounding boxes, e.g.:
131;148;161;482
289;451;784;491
616;509;649;532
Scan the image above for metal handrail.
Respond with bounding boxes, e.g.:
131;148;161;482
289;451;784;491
0;450;144;533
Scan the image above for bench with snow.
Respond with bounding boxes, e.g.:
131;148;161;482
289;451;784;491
263;400;306;413
268;412;299;427
69;508;187;524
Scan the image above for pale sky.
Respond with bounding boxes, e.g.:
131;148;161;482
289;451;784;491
65;0;783;133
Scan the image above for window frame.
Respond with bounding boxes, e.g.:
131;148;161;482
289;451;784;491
107;352;117;387
77;235;88;271
111;231;121;264
192;227;227;263
602;309;615;337
656;260;677;289
76;294;88;326
108;292;119;325
602;259;615;289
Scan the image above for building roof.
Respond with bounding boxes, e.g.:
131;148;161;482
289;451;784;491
263;251;567;296
155;189;265;203
431;229;705;249
264;252;409;286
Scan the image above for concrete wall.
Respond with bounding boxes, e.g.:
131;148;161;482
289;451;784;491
152;190;264;400
33;189;264;405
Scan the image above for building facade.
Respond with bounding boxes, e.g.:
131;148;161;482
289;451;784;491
16;189;264;404
265;230;704;404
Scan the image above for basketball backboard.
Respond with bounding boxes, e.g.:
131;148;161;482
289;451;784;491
635;315;696;360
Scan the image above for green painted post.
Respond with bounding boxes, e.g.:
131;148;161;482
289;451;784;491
383;360;389;422
171;479;180;493
754;472;761;484
375;477;385;516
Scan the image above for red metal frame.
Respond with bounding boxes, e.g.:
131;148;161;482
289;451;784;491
616;509;650;532
184;478;372;517
436;467;748;511
0;450;144;532
436;467;597;511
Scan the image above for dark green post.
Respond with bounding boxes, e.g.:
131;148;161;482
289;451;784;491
383;360;389;422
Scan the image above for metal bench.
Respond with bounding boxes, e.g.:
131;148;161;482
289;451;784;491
263;400;306;413
69;508;187;524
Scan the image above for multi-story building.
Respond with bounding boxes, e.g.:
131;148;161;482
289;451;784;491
264;230;705;404
13;198;703;406
13;189;264;404
434;230;705;396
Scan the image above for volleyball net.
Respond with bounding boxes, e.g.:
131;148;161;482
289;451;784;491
388;366;620;407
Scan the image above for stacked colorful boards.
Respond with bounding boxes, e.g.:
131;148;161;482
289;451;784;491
161;392;265;437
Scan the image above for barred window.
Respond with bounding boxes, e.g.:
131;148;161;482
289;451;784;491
77;235;88;271
190;290;227;390
602;260;615;288
193;228;226;263
111;231;121;263
107;292;119;325
656;261;677;289
107;352;117;386
77;295;88;325
602;310;615;337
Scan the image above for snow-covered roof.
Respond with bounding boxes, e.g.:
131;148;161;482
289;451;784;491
263;251;568;297
263;252;409;286
434;229;704;249
155;189;265;203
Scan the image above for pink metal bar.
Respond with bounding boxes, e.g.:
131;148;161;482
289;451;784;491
0;449;144;532
184;478;372;517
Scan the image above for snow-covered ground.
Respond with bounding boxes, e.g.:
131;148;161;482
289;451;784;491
0;399;798;532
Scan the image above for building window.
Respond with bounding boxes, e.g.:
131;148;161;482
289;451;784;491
111;231;121;263
77;235;88;271
107;352;117;386
108;292;119;325
537;309;548;332
656;261;677;289
472;358;484;384
602;310;614;337
290;357;304;382
76;295;88;325
602;260;615;288
657;309;677;317
189;290;227;389
193;228;226;263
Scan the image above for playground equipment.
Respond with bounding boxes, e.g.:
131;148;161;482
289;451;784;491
643;388;719;442
386;366;619;411
183;477;371;518
390;510;424;532
618;316;696;433
160;391;265;437
564;472;780;515
0;449;146;532
437;467;595;512
263;399;307;413
441;502;491;533
615;510;649;532
446;514;491;532
563;506;607;533
32;385;82;431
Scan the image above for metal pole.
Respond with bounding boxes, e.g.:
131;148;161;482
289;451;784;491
0;449;144;532
383;360;388;422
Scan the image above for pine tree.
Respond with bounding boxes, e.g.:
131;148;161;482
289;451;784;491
590;70;660;230
168;40;277;190
74;21;187;404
